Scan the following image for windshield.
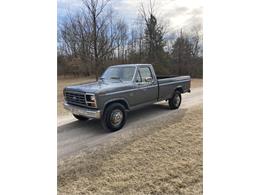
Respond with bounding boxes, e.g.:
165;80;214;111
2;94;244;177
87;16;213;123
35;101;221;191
101;66;136;81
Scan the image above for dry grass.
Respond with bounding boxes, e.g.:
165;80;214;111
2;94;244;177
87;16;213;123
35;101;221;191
58;105;203;195
191;79;203;89
57;77;202;117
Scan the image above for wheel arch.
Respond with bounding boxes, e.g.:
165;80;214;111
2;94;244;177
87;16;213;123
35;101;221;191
103;98;129;113
175;86;184;93
170;86;183;98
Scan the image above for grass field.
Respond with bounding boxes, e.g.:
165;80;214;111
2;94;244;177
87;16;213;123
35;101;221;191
58;105;203;194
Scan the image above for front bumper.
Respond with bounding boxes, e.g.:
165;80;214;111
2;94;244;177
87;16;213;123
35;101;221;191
64;103;101;119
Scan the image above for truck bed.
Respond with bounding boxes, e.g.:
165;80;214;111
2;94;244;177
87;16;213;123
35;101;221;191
157;75;191;101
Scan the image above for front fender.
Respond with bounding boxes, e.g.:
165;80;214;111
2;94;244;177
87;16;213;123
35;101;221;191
103;98;130;111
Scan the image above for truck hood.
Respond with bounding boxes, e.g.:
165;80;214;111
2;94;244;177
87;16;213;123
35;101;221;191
64;80;133;94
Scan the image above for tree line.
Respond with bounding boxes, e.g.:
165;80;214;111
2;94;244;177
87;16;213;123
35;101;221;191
58;0;203;79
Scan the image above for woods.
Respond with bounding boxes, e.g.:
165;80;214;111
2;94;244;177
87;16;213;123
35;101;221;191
57;0;203;79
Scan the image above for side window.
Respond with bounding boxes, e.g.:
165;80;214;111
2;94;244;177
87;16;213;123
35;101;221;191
139;67;153;83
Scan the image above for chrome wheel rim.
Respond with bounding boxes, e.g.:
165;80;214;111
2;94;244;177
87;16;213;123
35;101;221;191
110;109;123;126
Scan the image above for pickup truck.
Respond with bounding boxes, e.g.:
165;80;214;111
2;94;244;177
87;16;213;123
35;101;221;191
63;64;191;131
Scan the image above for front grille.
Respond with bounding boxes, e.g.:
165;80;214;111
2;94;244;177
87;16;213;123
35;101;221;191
65;91;87;107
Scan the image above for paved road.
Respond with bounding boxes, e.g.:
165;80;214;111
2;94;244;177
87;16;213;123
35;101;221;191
58;87;203;161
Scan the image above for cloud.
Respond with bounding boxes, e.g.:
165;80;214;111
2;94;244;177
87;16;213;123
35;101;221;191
158;0;202;31
57;0;203;32
112;0;141;21
163;6;189;19
57;0;84;24
57;0;83;12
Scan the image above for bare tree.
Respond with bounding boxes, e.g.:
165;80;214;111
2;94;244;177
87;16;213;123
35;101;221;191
82;0;118;80
189;25;203;57
57;0;203;78
58;1;121;77
139;0;167;73
115;19;128;62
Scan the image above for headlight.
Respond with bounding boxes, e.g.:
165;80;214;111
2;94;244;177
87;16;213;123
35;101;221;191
85;94;97;108
90;95;95;101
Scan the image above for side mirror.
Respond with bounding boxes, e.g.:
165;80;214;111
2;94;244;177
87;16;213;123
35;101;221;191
145;77;153;82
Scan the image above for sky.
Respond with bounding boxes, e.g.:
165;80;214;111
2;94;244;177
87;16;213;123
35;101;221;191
57;0;203;33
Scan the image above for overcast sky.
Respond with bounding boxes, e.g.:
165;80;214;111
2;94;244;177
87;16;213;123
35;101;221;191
58;0;202;33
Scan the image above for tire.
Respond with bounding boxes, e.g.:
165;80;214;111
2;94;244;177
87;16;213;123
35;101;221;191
102;103;127;132
73;114;89;121
169;91;182;110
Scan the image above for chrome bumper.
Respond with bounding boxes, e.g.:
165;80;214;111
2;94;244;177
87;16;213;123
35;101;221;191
64;103;101;119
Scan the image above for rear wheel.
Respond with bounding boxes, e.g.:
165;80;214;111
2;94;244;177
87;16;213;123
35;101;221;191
73;114;89;121
102;103;127;132
169;91;182;109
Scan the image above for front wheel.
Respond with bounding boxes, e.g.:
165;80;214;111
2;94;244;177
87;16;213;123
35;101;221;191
169;91;182;110
102;103;127;132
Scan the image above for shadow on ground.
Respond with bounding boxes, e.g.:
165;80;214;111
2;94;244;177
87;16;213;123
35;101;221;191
58;102;179;134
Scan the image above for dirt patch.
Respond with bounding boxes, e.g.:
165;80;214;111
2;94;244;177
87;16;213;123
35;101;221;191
58;105;203;195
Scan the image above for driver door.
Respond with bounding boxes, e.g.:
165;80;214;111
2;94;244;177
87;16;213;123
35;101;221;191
133;66;157;105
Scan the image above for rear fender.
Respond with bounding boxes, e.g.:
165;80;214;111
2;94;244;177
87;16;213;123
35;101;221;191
171;86;183;98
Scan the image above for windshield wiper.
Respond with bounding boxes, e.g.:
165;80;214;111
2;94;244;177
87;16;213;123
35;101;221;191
110;76;123;82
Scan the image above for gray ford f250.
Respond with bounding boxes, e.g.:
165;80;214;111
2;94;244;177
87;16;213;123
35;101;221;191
64;64;191;131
